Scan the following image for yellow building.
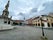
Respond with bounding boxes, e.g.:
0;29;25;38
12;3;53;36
32;15;53;28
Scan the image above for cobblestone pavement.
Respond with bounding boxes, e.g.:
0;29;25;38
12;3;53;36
0;26;53;40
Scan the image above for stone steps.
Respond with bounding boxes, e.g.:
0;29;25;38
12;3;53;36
0;24;15;31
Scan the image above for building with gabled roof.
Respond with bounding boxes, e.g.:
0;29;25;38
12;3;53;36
12;20;24;25
25;14;53;27
32;15;53;28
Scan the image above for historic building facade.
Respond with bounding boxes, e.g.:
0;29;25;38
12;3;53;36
26;18;33;25
32;15;53;28
0;0;12;25
12;20;24;25
25;14;53;27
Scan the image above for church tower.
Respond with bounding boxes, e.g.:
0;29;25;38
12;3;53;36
2;0;10;18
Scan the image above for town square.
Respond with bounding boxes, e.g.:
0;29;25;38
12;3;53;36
0;0;53;40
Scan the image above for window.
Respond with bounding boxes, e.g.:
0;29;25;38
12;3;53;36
41;23;44;27
8;21;10;24
48;23;50;27
4;21;7;23
51;23;53;27
38;23;40;26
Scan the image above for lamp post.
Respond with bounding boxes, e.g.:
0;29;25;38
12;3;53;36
40;16;48;40
40;16;45;37
19;12;25;25
23;16;25;25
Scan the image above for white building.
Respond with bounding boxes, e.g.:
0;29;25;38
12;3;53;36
0;0;14;30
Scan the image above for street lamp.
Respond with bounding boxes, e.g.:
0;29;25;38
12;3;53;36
40;16;45;37
19;12;25;25
40;16;48;40
23;16;25;25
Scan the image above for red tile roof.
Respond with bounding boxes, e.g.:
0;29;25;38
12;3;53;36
13;20;24;22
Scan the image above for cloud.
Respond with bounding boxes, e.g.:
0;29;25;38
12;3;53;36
39;1;53;13
31;8;37;13
38;5;45;12
0;0;53;20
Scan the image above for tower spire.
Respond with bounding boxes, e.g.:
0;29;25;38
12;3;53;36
2;0;10;17
5;0;10;10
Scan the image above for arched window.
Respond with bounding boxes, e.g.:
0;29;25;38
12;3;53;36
47;23;50;27
51;23;53;27
8;21;10;24
38;23;40;26
41;23;44;27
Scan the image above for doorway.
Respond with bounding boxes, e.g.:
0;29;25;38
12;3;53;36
48;23;50;27
51;23;53;27
8;21;10;24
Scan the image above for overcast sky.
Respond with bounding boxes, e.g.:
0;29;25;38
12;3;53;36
0;0;53;20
